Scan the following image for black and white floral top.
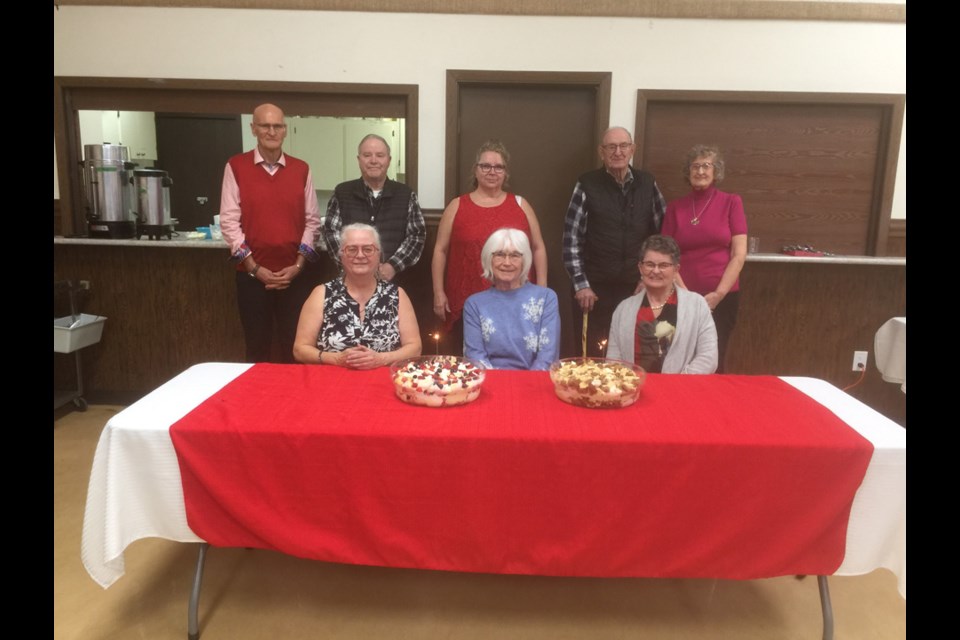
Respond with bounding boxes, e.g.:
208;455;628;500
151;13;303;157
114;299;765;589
317;277;401;353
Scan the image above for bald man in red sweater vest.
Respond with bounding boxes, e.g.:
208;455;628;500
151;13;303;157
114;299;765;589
220;103;322;362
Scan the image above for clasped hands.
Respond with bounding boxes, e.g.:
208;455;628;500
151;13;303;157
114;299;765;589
333;345;383;370
256;263;302;290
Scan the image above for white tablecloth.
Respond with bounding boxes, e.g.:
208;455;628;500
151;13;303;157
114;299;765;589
875;317;907;393
81;363;906;598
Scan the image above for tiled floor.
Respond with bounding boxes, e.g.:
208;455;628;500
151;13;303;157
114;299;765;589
55;406;905;640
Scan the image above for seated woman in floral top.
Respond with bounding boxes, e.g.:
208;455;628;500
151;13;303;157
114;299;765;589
293;223;421;368
462;228;560;370
606;235;718;374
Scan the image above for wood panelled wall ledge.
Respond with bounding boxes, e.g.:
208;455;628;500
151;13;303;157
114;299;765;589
52;1;906;23
54;237;906;427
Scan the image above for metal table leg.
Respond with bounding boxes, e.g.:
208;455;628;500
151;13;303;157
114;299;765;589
818;575;834;640
188;543;209;640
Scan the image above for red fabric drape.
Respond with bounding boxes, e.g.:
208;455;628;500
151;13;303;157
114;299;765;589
171;365;873;579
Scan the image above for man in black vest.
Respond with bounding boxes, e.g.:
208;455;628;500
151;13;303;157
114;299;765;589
562;126;666;358
323;134;425;282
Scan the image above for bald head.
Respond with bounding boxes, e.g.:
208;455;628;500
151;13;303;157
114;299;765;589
250;103;287;162
253;103;285;122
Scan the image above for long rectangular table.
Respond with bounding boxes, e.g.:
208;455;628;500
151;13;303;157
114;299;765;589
81;363;906;634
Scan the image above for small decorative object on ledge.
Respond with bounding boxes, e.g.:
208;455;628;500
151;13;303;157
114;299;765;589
781;244;833;257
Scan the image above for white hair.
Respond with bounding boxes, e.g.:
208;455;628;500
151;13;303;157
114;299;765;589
340;222;382;252
479;228;533;284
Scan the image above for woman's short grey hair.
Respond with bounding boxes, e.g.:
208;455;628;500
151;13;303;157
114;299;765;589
683;144;725;184
640;234;681;266
340;222;382;253
480;228;532;284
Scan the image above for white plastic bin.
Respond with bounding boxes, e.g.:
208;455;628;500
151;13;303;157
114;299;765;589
54;314;107;353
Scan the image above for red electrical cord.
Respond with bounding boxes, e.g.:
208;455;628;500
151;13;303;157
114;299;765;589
842;365;867;391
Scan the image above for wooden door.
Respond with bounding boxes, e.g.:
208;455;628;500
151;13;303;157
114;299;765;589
446;71;611;357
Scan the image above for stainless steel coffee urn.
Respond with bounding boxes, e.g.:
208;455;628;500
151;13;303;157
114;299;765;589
81;144;138;239
132;169;174;240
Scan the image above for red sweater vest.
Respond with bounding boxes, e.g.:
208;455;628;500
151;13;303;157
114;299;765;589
228;151;309;271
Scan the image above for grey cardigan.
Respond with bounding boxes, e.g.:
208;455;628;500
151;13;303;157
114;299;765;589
606;287;718;374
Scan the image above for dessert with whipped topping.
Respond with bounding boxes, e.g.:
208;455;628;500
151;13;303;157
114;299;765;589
392;356;486;407
549;358;645;409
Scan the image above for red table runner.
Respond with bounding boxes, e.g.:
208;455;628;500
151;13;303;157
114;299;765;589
170;365;873;580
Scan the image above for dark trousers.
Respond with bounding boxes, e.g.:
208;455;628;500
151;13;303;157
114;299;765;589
571;281;637;359
235;265;320;363
712;291;740;374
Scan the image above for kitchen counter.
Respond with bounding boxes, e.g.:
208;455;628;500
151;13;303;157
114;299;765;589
53;237;905;266
54;236;229;249
744;253;906;266
54;236;905;426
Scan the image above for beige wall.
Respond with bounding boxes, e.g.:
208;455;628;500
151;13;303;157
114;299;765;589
53;6;906;217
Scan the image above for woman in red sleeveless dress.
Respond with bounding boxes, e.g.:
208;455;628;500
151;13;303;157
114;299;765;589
432;140;548;353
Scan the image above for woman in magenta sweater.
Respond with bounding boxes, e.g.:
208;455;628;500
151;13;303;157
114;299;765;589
661;145;747;373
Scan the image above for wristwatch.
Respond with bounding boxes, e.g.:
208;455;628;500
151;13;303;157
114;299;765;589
249;264;261;278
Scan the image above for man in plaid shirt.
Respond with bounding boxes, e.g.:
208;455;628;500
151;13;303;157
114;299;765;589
323;134;425;282
562;126;665;358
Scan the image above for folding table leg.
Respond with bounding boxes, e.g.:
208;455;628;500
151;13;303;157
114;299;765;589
818;575;834;640
188;543;209;640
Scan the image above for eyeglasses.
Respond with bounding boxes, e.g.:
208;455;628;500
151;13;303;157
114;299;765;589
342;244;379;257
254;123;287;132
477;163;506;174
640;261;676;271
601;142;634;153
690;162;714;172
492;251;524;262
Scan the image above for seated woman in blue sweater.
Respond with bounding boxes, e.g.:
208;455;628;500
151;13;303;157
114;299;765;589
462;228;560;370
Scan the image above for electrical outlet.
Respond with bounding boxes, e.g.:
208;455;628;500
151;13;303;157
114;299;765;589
852;351;868;371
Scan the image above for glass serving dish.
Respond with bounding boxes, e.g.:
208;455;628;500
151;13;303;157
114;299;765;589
390;355;487;407
548;357;646;409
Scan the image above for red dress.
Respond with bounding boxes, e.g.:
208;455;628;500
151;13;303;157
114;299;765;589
444;192;534;330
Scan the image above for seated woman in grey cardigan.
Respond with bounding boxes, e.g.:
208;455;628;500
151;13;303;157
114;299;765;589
606;235;718;374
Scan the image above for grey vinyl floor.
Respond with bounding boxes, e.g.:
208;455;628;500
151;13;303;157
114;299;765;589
54;405;906;640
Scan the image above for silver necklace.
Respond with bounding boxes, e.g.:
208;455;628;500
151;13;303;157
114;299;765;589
690;192;715;226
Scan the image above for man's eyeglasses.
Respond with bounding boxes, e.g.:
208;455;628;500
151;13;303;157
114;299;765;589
254;123;287;132
477;163;506;174
492;251;524;262
342;245;379;257
601;142;634;153
690;162;714;171
640;261;675;271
